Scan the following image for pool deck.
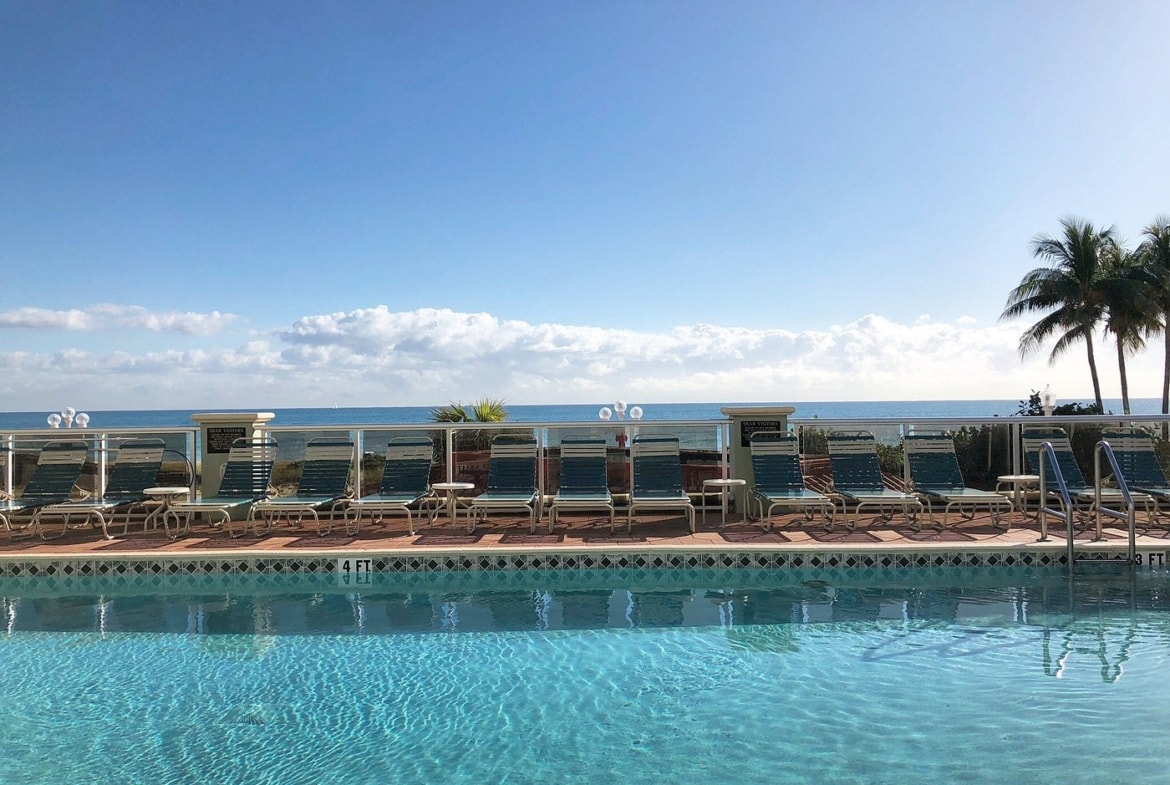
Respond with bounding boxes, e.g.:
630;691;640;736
3;507;1168;562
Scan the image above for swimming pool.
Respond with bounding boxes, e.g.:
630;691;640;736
3;565;1168;784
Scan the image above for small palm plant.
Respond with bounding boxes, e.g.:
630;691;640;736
430;398;509;451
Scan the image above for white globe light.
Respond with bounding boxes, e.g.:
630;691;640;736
47;413;62;428
614;400;627;414
598;407;612;421
62;407;76;419
629;406;643;420
75;412;90;428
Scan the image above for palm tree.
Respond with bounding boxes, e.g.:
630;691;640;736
430;397;509;450
1000;218;1116;412
1099;245;1155;414
1137;216;1170;419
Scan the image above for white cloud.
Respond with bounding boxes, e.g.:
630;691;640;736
0;305;1163;410
0;305;237;335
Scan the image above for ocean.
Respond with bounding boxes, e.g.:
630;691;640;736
0;398;1163;431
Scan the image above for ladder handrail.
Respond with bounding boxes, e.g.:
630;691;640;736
1037;441;1076;568
1094;439;1137;566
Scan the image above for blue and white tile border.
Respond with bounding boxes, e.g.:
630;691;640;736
0;546;1154;578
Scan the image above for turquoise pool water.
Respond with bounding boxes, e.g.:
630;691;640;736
3;566;1169;784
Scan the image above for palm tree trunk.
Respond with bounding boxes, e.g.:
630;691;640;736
1162;329;1170;439
1085;329;1104;411
1117;340;1131;415
1163;329;1170;439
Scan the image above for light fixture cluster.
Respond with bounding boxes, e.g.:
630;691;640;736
598;400;643;421
47;406;89;428
1040;386;1056;416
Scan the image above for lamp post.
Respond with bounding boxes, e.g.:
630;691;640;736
1041;387;1056;417
47;407;89;428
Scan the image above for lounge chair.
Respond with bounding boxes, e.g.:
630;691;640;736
467;434;541;533
904;432;1012;529
627;434;695;534
1021;426;1153;525
31;438;166;540
344;436;436;536
747;431;835;530
548;436;614;532
249;436;355;537
826;431;923;529
1097;428;1167;526
163;437;278;538
1;442;89;539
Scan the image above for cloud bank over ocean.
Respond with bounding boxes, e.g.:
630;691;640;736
0;304;1159;410
0;305;235;335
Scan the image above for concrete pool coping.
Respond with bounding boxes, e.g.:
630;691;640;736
2;510;1169;576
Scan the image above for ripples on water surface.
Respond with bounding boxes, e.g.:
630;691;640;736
3;566;1169;784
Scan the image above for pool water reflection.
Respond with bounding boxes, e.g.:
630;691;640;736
2;566;1168;784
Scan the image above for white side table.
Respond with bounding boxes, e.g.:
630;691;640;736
143;486;190;531
431;482;476;527
702;478;747;528
996;474;1039;517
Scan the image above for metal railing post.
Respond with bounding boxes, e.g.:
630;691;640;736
97;432;109;498
354;428;363;498
3;433;13;497
444;427;455;483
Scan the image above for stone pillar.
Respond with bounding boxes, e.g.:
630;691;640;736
719;406;796;512
190;412;276;498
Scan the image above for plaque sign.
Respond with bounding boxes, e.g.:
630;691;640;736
740;420;784;447
206;426;247;454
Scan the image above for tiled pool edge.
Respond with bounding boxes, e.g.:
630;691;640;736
0;541;1159;577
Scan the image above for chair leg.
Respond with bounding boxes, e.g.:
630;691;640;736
99;511;117;540
344;507;360;536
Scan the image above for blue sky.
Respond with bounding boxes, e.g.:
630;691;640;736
2;1;1169;410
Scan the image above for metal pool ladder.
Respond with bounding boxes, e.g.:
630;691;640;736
1092;439;1137;568
1036;440;1137;573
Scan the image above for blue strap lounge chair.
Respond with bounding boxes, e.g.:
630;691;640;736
249;436;354;537
627;434;695;534
344;436;436;536
748;431;835;530
164;437;278;538
32;438;166;540
1021;427;1152;525
826;431;923;529
904;433;1011;529
1095;428;1165;526
467;434;541;533
1;442;89;539
548;436;614;532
